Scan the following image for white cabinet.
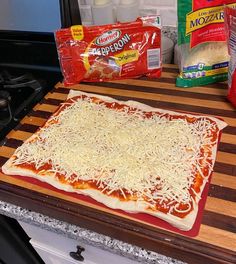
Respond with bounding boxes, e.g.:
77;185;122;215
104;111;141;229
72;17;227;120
19;221;139;264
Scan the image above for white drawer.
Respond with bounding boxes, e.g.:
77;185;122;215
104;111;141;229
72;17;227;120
31;240;80;264
19;221;139;264
19;221;80;256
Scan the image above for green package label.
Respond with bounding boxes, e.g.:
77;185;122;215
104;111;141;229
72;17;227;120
176;0;235;87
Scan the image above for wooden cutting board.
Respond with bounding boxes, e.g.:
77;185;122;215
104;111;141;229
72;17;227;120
0;65;235;264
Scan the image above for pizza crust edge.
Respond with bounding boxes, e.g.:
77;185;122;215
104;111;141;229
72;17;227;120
1;91;227;232
2;156;198;231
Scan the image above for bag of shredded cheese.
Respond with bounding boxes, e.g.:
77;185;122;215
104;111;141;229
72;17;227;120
176;0;236;87
55;16;161;85
225;6;236;107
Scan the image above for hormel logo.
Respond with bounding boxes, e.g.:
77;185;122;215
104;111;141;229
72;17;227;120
95;30;121;46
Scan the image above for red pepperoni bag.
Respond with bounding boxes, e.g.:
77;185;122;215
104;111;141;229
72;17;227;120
55;16;161;85
225;6;236;107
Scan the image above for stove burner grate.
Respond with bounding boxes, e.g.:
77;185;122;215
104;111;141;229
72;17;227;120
0;70;49;142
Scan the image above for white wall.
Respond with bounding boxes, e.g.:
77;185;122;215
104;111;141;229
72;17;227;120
79;0;177;26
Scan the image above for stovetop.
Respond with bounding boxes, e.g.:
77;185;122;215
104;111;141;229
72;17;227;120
0;25;64;145
0;67;62;144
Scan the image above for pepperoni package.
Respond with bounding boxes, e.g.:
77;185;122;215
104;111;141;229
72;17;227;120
55;16;162;85
225;6;236;107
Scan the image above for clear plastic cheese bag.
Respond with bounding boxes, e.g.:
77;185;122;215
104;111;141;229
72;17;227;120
176;0;235;87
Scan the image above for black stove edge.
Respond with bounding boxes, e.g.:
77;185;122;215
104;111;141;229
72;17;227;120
0;63;61;73
0;29;56;42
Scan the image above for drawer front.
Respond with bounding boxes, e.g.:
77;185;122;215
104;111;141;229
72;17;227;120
19;221;139;264
19;221;80;255
31;241;77;264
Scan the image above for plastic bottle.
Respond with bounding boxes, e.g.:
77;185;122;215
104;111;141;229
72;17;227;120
116;0;139;23
92;0;115;25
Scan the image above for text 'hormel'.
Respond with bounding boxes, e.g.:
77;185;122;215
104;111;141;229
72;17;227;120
91;33;131;56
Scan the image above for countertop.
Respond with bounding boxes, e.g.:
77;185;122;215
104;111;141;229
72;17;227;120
0;65;235;264
0;201;184;264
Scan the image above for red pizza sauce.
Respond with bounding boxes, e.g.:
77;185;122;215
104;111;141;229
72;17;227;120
17;95;219;219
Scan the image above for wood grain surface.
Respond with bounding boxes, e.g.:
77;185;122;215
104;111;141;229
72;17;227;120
0;65;235;264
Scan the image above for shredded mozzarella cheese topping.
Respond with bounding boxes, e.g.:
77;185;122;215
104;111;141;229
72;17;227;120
12;96;218;210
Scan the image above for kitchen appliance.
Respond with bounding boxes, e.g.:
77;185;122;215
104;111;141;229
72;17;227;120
0;1;81;263
0;0;81;144
0;67;61;143
0;215;45;264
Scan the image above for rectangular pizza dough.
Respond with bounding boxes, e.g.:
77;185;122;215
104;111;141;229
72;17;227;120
2;91;227;231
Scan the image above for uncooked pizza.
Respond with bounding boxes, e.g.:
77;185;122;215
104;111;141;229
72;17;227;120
2;91;227;231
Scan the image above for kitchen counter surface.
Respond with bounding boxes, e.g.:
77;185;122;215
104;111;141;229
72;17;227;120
0;65;235;264
0;200;184;264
